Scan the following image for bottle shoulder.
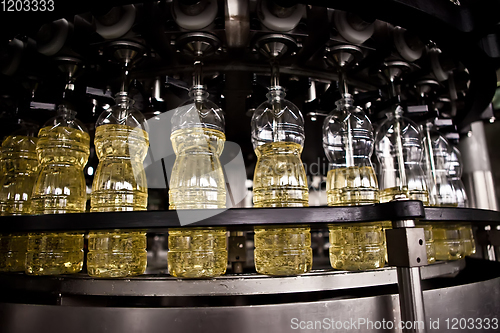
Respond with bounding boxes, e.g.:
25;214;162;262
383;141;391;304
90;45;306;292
36;126;90;162
171;100;225;133
323;114;375;148
255;141;303;156
38;125;90;142
170;127;225;155
96;108;149;133
95;124;149;142
42;112;89;134
1;135;38;158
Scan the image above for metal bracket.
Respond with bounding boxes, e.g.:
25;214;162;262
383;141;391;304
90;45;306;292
228;231;247;274
386;228;428;267
388;218;428;333
489;227;500;247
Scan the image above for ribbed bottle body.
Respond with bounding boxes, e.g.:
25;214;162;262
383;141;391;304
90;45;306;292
168;127;227;278
28;126;89;275
88;124;149;278
327;167;383;270
0;135;38;271
253;142;311;275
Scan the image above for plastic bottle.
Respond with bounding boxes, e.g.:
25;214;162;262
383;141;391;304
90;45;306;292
421;123;463;261
168;84;227;278
375;107;429;204
87;92;149;278
28;105;89;275
0;124;38;271
422;123;457;207
448;146;475;256
375;107;435;263
252;85;311;276
323;95;383;270
448;146;468;207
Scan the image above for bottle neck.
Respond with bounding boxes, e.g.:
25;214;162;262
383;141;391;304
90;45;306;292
57;105;77;120
266;86;286;103
115;92;135;109
189;85;209;102
393;105;404;119
112;92;136;122
335;94;355;111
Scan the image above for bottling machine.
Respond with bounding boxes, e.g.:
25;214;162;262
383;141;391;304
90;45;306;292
0;1;500;332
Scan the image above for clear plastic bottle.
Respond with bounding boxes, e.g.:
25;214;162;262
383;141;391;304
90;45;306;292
448;146;468;207
28;105;89;275
87;92;149;278
448;146;475;256
323;95;383;270
422;123;457;207
168;84;228;278
375;107;429;204
375;106;435;263
252;86;311;276
0;124;38;271
421;123;463;261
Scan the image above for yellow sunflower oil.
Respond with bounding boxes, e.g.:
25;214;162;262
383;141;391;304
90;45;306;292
28;107;89;275
327;166;383;270
88;121;149;277
459;223;476;257
168;127;227;278
433;223;464;261
253;141;311;276
379;186;430;205
0;135;38;271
